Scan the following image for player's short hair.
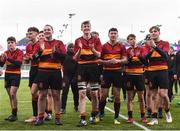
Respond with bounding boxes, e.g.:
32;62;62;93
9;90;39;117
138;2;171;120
27;27;39;33
81;20;91;28
108;28;118;33
127;34;136;40
91;31;99;36
39;31;44;34
67;43;74;48
7;36;16;42
44;24;54;31
149;26;160;33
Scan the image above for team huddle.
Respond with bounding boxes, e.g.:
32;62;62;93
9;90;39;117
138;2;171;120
0;20;178;127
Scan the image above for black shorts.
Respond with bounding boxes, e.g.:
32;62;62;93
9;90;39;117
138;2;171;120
29;66;38;87
147;70;169;89
143;71;149;84
77;64;100;83
36;70;62;90
5;73;21;88
125;74;145;91
102;71;123;88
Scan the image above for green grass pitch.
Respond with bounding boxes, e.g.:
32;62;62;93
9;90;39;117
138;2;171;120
0;80;180;130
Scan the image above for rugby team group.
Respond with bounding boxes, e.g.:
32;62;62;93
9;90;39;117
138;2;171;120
1;20;180;127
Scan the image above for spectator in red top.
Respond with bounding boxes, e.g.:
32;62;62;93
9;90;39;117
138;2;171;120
0;36;23;121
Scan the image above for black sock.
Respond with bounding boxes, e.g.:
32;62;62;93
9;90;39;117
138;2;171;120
91;111;99;117
12;108;17;116
128;111;133;118
165;108;170;113
99;100;106;115
32;100;38;116
152;113;157;118
81;115;86;120
141;112;145;118
114;102;120;119
48;110;52;114
158;107;163;113
147;108;152;114
91;112;96;117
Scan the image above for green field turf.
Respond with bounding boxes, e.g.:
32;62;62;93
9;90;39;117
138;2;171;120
0;80;180;130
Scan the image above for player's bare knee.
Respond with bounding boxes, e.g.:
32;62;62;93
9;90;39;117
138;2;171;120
114;96;120;103
31;91;38;97
79;90;86;99
100;95;106;101
127;97;133;102
39;93;46;101
48;92;53;97
147;92;152;97
10;94;16;100
160;93;168;100
159;91;167;98
152;95;157;101
138;97;144;103
90;91;96;97
32;94;38;101
53;95;60;102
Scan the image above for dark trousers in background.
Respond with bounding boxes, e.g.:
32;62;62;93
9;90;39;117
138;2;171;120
61;75;79;110
168;73;174;102
174;80;179;94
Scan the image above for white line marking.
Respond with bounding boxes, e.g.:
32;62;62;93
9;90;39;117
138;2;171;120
105;106;151;131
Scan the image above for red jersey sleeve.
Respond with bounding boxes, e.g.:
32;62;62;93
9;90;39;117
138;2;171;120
141;43;151;56
16;50;24;63
121;44;127;57
140;47;147;57
32;42;41;56
25;44;31;57
94;37;102;52
74;38;80;54
57;40;66;55
163;41;170;53
126;48;131;58
101;44;106;58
